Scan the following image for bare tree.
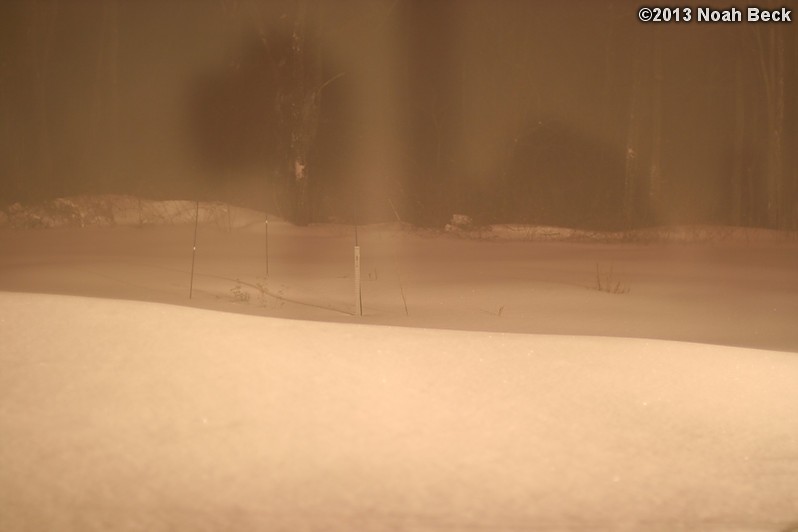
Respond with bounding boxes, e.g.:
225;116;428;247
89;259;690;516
286;0;322;225
648;26;663;221
623;42;642;227
93;0;119;190
262;0;342;224
27;0;60;194
730;31;747;226
754;23;786;229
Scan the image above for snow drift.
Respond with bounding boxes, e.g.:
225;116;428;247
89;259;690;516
1;292;797;531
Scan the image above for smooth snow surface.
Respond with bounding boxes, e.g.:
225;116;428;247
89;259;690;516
1;292;798;531
1;200;798;530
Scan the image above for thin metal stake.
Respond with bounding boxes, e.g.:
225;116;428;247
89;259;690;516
189;200;199;299
354;244;362;316
353;190;362;316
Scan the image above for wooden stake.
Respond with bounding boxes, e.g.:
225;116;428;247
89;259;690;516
354;244;362;316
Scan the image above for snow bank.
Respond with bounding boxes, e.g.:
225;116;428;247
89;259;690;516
1;195;266;230
3;196;796;244
449;222;797;244
1;292;797;531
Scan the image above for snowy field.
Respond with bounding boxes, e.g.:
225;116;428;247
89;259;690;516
1;197;798;531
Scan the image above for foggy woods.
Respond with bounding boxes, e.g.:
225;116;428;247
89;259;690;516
3;4;798;528
0;0;796;229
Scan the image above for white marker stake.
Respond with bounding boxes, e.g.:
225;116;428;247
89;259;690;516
354;245;362;316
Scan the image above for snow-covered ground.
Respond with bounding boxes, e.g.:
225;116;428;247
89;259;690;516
1;196;797;531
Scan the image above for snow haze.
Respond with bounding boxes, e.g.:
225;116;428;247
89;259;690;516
1;197;797;531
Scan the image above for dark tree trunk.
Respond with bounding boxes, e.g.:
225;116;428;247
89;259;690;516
755;25;786;229
93;0;119;192
730;47;745;226
28;0;60;196
287;0;322;225
648;27;663;222
623;45;642;227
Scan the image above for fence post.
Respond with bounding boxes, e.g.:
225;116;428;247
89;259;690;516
354;244;362;316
